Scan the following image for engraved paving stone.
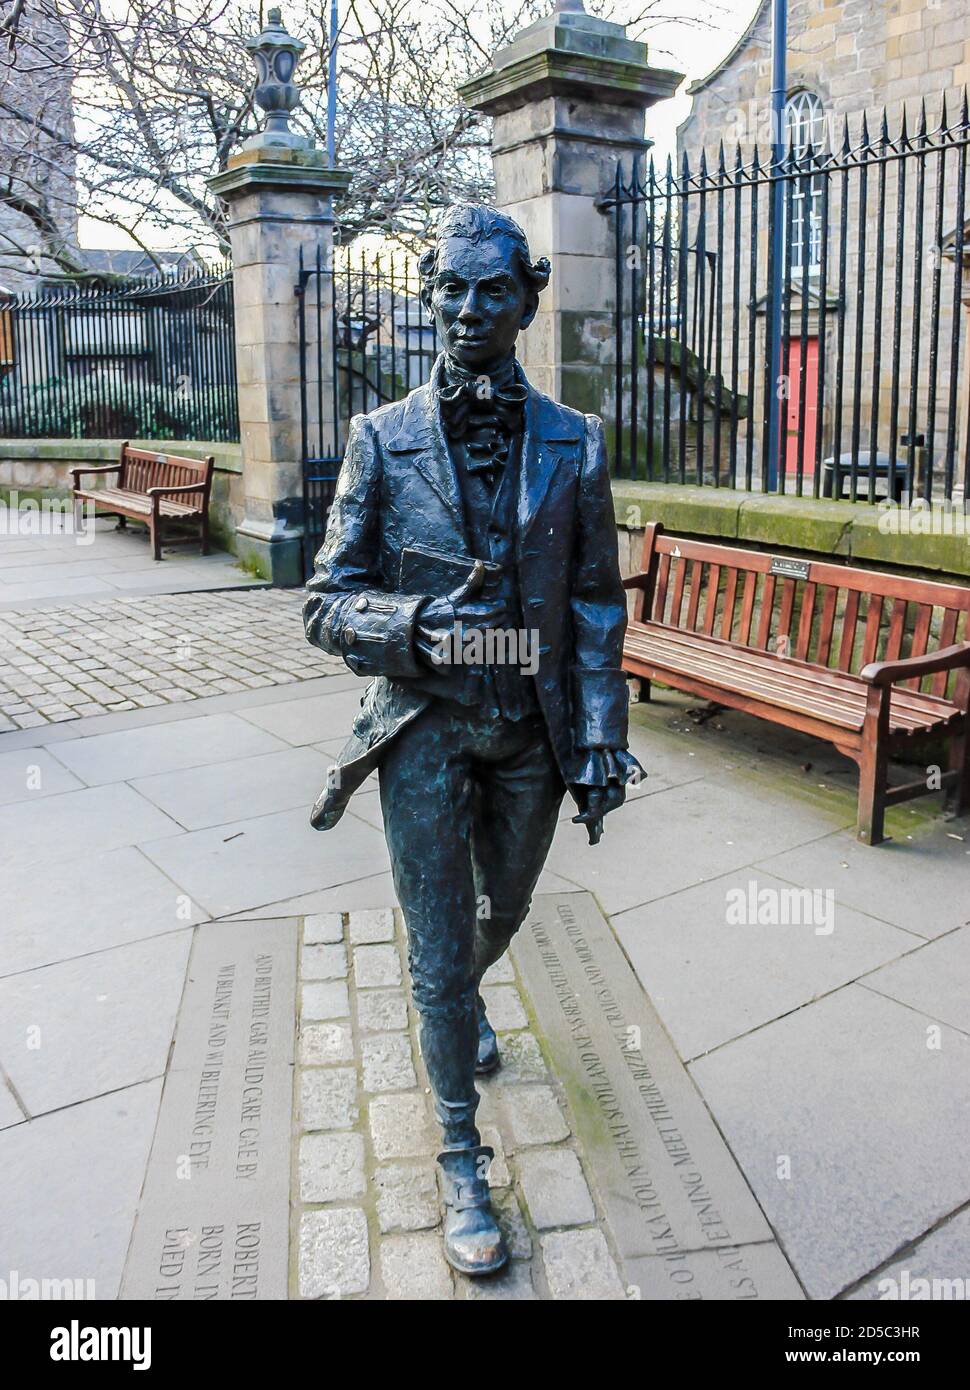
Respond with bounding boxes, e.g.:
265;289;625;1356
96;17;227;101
512;892;804;1301
121;919;297;1300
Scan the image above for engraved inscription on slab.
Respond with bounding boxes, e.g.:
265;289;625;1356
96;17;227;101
512;893;804;1301
121;919;298;1301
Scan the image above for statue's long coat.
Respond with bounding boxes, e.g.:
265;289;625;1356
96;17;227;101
303;357;630;829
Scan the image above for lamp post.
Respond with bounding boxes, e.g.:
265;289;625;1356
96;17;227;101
327;0;338;165
766;0;788;492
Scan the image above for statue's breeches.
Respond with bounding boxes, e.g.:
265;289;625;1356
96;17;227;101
378;700;564;1145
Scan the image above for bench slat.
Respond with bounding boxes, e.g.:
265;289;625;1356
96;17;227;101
815;585;838;665
756;574;776;650
720;568;738;642
837;590;861;671
703;564;720;636
631;622;958;726
625;626;959;735
932;610;960;696
738;571;757;645
653;552;671;623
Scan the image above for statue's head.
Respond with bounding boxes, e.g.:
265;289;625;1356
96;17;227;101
419;203;551;370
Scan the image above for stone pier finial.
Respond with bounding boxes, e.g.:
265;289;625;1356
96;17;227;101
244;7;309;150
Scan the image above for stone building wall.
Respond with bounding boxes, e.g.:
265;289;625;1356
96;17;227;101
673;0;970;492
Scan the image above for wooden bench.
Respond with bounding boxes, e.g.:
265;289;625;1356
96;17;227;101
622;523;970;844
71;441;214;560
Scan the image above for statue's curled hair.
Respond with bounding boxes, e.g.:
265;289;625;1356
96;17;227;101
418;203;551;295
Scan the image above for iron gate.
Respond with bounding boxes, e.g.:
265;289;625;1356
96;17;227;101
296;244;438;576
602;95;970;504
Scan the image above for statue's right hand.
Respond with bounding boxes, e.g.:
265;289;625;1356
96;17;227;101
419;565;505;631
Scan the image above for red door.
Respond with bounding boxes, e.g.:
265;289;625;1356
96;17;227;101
784;336;819;476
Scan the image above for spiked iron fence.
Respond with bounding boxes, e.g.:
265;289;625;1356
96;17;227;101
603;96;970;505
297;244;437;574
0;267;239;442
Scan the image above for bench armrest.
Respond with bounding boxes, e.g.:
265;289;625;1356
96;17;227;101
861;641;970;687
622;572;651;591
70;464;121;486
147;483;208;498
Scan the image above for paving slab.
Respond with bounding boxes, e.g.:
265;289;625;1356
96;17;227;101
131;746;337;830
0;931;192;1115
0;1079;162;1299
122;918;298;1300
0;782;181;866
625;1242;804;1301
0;745;83;805
237;686;368;746
861;926;970;1037
613;870;919;1059
221;872;398;921
0;844;208;977
544;774;854;915
512;892;802;1300
140;805;390;918
847;1206;970;1300
757;826;970;939
0;1078;26;1129
50;712;287;786
689;984;970;1299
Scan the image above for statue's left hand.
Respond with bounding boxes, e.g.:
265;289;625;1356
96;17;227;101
569;747;644;845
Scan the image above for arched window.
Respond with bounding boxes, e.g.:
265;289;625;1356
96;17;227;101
785;92;826;275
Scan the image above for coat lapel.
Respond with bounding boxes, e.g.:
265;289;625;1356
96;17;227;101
517;382;582;541
387;358;465;540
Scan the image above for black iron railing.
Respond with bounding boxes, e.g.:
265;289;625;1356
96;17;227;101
297;244;436;574
0;267;239;442
602;96;970;505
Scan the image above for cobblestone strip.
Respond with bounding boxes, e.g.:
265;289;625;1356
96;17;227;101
0;589;342;730
292;908;628;1301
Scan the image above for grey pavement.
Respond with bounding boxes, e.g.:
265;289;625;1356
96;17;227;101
1;537;968;1299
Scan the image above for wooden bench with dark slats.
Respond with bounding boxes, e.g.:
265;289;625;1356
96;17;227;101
622;522;970;844
70;441;214;560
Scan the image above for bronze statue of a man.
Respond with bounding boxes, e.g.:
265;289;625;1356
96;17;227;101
304;204;642;1276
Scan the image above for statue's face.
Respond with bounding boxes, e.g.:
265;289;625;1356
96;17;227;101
426;232;537;370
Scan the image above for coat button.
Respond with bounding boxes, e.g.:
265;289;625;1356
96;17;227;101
355;596;368;612
344;627;357;645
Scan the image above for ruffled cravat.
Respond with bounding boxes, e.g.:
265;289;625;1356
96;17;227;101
438;355;528;489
